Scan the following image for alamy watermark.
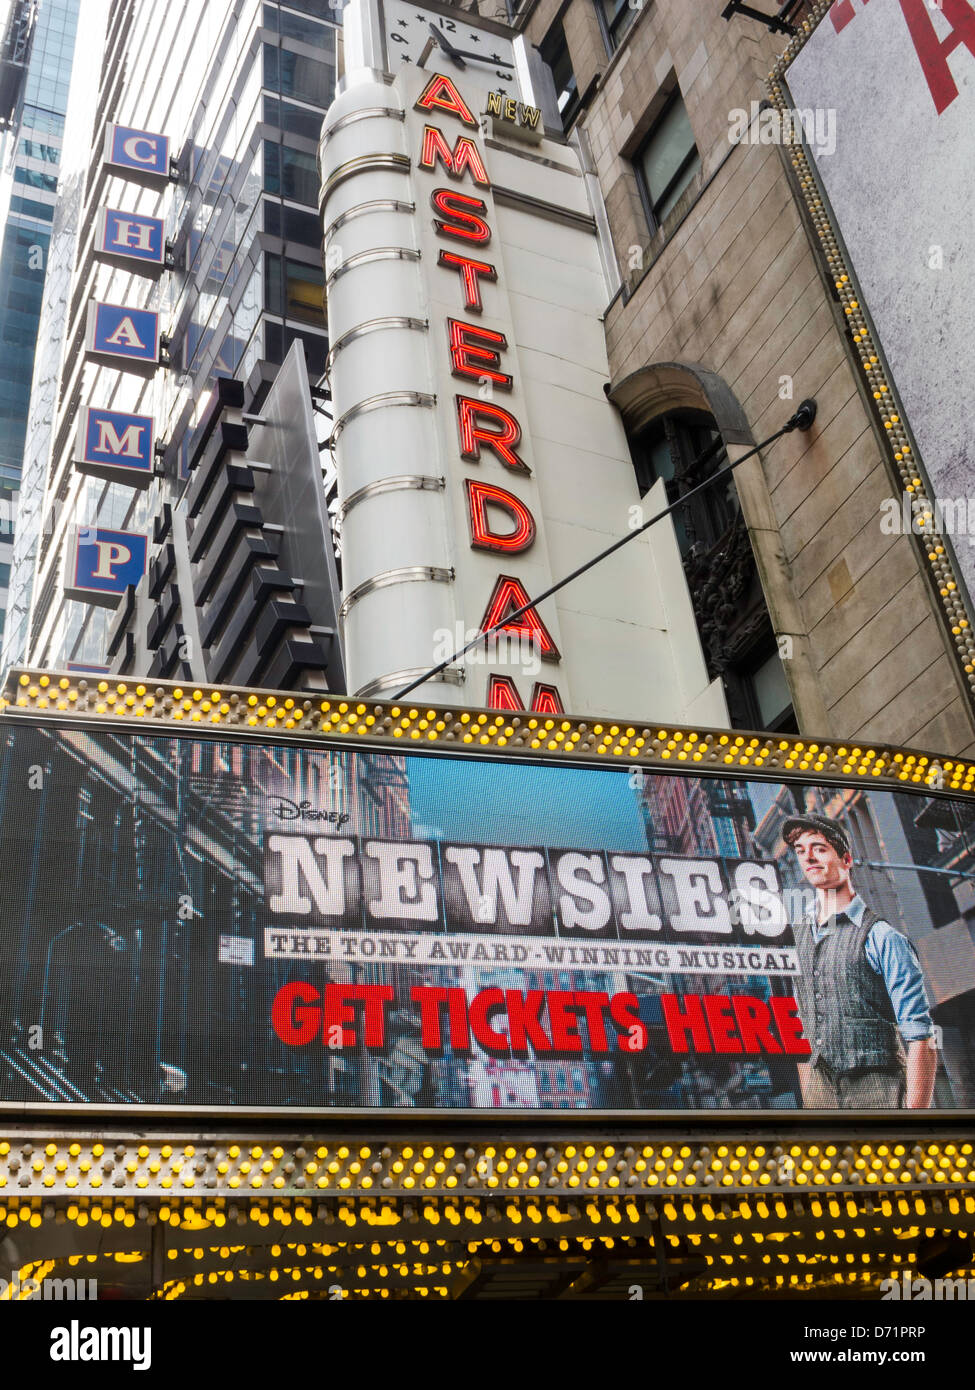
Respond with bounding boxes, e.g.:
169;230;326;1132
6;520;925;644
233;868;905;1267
881;493;975;546
433;622;542;676
4;1274;97;1300
882;1272;975;1300
728;101;837;157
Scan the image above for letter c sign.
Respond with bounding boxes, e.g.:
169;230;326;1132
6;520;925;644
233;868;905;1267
104;124;170;180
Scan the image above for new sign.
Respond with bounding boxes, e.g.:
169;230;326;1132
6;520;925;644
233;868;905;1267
103;124;171;184
66;526;149;605
85;302;161;372
95;208;167;273
414;73;565;714
322;2;718;725
75;406;155;486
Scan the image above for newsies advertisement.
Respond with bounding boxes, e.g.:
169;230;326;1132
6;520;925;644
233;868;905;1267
1;671;974;1115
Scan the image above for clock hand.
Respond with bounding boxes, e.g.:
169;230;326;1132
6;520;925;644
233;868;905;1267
438;46;513;68
427;22;466;67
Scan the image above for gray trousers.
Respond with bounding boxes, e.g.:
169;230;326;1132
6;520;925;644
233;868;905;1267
802;1064;905;1110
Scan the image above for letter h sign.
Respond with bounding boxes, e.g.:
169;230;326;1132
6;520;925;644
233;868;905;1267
95;208;167;275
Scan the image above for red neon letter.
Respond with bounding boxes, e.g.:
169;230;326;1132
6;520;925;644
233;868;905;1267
731;994;781;1055
420;125;489;184
438;250;496;312
359;985;395;1047
770;995;812;1056
456;396;527;472
486;674;523;711
899;0;975;114
323;984;358;1047
465;479;536;553
271;982;321;1045
411;986;472;1050
661;993;711;1053
702;994;743;1054
479;574;560;662
530;682;565;715
572;992;610;1052
448;319;511;388
610;993;646;1050
505;990;553;1056
547;992;583;1053
432;188;491;244
469;988;509;1052
415;72;478;126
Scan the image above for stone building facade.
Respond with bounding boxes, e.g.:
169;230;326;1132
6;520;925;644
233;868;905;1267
506;0;975;758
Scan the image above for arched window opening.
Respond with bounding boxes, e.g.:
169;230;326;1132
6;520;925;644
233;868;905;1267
629;407;797;734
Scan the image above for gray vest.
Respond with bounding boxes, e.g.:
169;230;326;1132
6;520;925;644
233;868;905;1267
793;906;905;1076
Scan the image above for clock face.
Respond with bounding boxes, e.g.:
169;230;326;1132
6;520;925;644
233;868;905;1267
381;0;518;100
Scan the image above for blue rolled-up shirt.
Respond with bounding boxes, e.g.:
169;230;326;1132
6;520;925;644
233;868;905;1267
810;894;935;1042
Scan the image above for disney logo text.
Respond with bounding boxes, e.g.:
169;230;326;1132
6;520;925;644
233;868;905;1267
273;799;350;826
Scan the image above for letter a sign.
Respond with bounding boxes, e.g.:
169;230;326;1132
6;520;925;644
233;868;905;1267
66;526;149;606
75;406;155;486
86;301;161;372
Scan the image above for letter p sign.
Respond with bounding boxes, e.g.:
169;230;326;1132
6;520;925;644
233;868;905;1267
67;526;148;605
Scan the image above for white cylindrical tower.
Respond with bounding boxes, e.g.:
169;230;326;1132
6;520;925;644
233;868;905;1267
320;74;461;703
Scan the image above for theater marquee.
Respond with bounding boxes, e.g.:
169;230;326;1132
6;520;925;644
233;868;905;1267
3;669;975;1117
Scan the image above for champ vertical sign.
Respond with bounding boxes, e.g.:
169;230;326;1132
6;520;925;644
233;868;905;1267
785;1;975;593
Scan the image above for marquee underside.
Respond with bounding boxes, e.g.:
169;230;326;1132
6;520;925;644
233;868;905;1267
0;1123;972;1300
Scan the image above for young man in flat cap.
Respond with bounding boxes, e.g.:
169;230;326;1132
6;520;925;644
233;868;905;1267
783;813;938;1110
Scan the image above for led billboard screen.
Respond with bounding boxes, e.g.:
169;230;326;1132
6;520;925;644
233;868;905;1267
0;716;972;1113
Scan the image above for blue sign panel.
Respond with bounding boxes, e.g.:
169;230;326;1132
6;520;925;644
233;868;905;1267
104;124;170;180
68;527;149;604
97;209;166;266
77;406;155;484
87;302;160;366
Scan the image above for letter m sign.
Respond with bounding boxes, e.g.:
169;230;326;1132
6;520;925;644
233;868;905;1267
76;406;155;487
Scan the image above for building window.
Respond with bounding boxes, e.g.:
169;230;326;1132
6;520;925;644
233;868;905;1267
14;166;58;192
628;408;796;733
264;141;319;207
262;3;336;45
630;410;734;560
595;0;637;52
265;255;325;326
262;95;325;141
263;198;321;247
8;195;53;221
263;43;334;108
539;22;580;131
634;90;701;231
